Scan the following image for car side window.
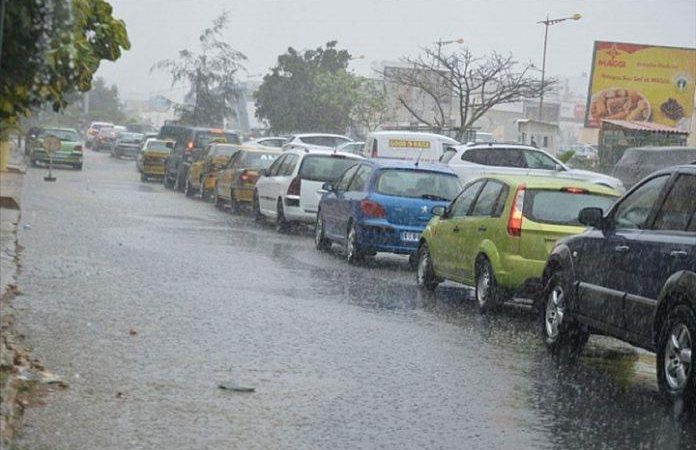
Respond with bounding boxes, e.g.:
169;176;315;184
267;154;285;176
279;154;299;176
470;181;507;217
224;152;239;169
336;165;360;192
652;174;696;232
461;149;486;164
450;180;485;218
523;150;558;170
347;165;372;192
613;175;669;230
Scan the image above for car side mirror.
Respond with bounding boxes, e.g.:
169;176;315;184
579;207;604;228
321;182;335;192
431;205;446;217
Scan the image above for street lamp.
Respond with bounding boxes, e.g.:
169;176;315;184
537;13;581;121
434;38;465;62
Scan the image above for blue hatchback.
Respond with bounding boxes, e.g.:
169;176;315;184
314;159;461;264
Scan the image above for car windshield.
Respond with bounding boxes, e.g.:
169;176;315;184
41;129;79;142
146;141;172;152
213;145;239;156
375;169;461;200
298;155;360;182
525;190;617;226
240;152;277;169
118;132;143;142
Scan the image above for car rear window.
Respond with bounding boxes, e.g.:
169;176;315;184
240;152;277;169
298;155;360;182
524;190;617;226
213;145;239;156
300;136;351;147
41;129;79;142
146;141;171;152
195;132;240;147
375;169;461;201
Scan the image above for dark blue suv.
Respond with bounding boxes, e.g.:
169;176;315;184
540;164;696;404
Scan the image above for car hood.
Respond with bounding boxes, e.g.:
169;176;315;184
563;169;625;192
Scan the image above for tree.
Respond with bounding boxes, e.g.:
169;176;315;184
0;0;130;131
351;79;393;136
152;12;246;127
255;41;360;133
382;46;554;141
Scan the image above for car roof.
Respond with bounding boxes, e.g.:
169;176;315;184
285;148;363;158
43;127;78;133
236;145;283;154
369;130;459;143
363;158;457;174
456;142;539;151
647;164;696;176
291;133;351;139
475;173;621;195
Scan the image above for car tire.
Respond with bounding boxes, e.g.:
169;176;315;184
276;199;289;233
314;213;331;251
475;257;503;313
416;243;439;291
657;305;696;405
140;172;147;182
229;189;240;214
184;179;194;197
253;191;263;222
346;223;363;265
541;272;589;358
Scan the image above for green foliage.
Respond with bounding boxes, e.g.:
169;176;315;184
0;0;130;131
254;41;360;133
152;12;246;127
557;150;576;163
351;79;392;136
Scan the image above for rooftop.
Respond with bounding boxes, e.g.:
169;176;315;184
602;120;689;134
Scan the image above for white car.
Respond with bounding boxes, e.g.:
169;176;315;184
282;133;353;152
335;141;365;155
243;136;288;148
254;149;363;230
441;143;625;193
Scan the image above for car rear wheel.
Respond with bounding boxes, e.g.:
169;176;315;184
346;223;363;264
416;243;438;291
475;257;503;313
229;189;240;214
276;199;289;233
253;191;263;222
541;272;589;357
314;213;331;251
657;305;696;405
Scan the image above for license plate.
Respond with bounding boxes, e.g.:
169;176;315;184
401;232;420;242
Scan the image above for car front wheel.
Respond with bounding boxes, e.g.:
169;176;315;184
541;272;588;357
416;243;438;291
657;305;696;405
253;191;263;222
346;223;363;264
314;213;331;251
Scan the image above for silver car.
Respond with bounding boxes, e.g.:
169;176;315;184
442;143;625;193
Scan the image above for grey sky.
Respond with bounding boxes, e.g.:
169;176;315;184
98;0;696;100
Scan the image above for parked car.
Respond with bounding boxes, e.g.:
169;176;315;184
243;137;288;148
540;164;695;405
315;159;461;264
416;175;620;311
558;143;598;161
335;141;365;155
110;131;144;159
612;147;696;190
85;121;113;149
163;127;240;191
185;143;241;199
139;139;173;181
363;131;459;162
282;133;352;152
214;146;282;211
29;127;84;170
442;143;625;193
255;149;364;230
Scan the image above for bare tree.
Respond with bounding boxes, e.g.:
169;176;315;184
381;46;554;141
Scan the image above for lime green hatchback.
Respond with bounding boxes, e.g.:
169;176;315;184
415;175;620;312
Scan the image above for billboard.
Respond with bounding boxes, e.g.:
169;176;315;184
585;41;696;129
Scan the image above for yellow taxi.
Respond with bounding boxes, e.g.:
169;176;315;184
140;139;173;182
214;146;282;212
185;143;241;199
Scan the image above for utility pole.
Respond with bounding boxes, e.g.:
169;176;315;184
0;0;6;68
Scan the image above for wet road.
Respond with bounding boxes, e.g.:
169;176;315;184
13;151;696;449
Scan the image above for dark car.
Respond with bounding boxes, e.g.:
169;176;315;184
110;132;144;159
612;147;696;189
163;127;240;191
540;164;696;404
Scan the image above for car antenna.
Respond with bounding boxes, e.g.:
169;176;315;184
415;146;425;167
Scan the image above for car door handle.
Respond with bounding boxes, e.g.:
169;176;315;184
670;250;688;258
614;245;630;252
453;226;460;233
478;226;487;232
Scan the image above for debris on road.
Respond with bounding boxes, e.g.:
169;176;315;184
218;382;255;393
17;367;68;388
128;328;137;336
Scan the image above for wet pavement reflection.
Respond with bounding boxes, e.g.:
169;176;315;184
13;151;696;450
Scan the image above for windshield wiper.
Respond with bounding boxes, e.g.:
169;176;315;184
421;194;449;201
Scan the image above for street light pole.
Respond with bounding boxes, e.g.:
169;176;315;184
537;13;581;121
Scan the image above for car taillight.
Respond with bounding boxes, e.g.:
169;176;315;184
561;187;588;194
360;199;386;218
73;145;83;152
287;176;301;196
187;141;194;149
507;185;525;237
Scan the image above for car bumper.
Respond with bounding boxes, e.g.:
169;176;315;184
496;254;546;290
143;165;165;176
114;147;139;158
355;219;425;255
31;152;82;165
232;186;255;204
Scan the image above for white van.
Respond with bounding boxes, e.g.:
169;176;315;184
363;131;459;163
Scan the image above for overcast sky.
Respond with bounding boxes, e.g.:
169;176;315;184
98;0;696;100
